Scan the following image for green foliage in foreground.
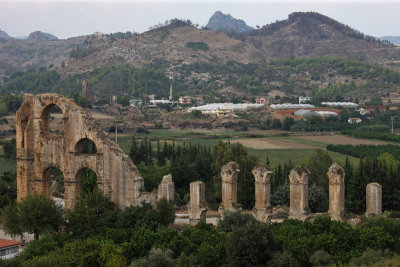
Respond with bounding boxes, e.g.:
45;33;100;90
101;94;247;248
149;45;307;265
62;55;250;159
4;201;400;267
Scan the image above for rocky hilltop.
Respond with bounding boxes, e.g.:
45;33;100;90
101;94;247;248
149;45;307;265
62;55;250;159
26;31;58;42
206;11;254;33
0;29;13;41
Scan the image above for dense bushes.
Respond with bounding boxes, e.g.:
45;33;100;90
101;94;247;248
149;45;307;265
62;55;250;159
342;129;400;143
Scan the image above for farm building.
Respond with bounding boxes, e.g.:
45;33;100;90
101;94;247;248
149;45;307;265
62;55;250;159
0;239;20;260
348;118;362;123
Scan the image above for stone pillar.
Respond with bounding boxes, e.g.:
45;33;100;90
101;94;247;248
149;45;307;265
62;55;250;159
366;183;382;216
252;164;273;222
158;174;175;202
289;167;310;220
328;164;345;220
218;162;240;215
189;181;207;225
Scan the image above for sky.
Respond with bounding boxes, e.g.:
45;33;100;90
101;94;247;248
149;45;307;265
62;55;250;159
0;0;399;39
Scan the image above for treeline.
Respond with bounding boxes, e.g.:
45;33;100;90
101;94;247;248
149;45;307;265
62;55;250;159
342;129;400;143
327;144;400;161
0;94;22;116
3;191;400;266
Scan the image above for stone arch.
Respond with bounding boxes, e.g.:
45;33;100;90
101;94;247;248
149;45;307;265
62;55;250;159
75;167;99;196
42;165;64;200
75;138;98;154
40;103;67;135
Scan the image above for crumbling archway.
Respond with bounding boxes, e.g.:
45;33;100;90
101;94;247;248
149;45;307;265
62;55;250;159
16;94;144;209
76;167;98;196
42;166;65;206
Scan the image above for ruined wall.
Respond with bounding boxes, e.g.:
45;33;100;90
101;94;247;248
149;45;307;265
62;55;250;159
252;164;273;222
158;174;175;202
328;164;345;220
189;181;207;224
366;182;382;216
16;94;144;209
289;167;309;220
218;161;240;215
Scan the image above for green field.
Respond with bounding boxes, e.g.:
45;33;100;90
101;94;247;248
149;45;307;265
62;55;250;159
115;130;360;167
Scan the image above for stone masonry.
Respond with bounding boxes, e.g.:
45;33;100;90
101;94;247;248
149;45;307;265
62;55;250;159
252;164;273;222
158;174;175;202
189;181;207;224
289;167;310;220
366;182;382;216
218;161;240;215
328;163;345;220
16;94;144;209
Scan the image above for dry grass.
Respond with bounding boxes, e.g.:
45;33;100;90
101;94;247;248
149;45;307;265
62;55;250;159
298;135;388;145
227;138;314;149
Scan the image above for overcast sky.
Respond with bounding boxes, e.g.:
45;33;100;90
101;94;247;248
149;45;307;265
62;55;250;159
0;0;399;39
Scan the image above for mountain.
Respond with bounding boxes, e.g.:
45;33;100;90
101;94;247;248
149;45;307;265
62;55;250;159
0;29;13;41
206;11;254;33
379;36;400;46
25;31;58;42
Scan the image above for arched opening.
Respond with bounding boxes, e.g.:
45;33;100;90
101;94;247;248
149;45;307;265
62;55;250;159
41;104;64;135
75;138;97;154
43;166;64;206
76;168;98;195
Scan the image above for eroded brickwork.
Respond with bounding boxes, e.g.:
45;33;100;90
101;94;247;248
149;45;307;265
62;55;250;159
252;164;273;222
189;181;207;224
328;164;345;220
218;161;240;215
16;94;144;209
289;167;310;220
366;182;382;216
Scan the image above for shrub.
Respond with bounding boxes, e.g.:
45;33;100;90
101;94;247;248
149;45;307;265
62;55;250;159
156;198;176;226
226;223;280;266
217;210;257;232
269;250;299;267
309;250;334;266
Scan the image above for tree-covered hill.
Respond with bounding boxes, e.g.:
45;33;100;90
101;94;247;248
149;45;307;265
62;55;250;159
1;57;400;102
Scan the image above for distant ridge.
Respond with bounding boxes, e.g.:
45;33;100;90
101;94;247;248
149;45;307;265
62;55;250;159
206;11;254;34
379;36;400;46
26;31;58;42
0;29;14;40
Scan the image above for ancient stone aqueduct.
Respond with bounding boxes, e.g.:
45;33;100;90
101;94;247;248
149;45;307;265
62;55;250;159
17;94;382;222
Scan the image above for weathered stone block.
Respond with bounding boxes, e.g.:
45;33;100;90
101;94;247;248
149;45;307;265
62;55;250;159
252;164;273;222
189;181;207;224
328;163;345;220
218;161;241;215
158;174;175;202
289;167;310;220
366;182;382;216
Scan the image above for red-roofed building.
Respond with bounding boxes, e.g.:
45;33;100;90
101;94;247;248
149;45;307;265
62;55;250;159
0;239;21;259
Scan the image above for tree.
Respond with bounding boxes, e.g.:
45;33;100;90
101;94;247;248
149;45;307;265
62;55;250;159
65;190;118;237
226;223;280;266
217;210;257;232
156;198;175;226
306;149;333;189
3;193;63;240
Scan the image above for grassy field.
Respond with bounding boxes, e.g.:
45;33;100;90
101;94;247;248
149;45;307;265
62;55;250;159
115;130;360;167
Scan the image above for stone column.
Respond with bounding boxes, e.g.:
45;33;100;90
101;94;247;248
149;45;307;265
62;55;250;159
366;183;382;216
328;164;345;220
289;167;310;220
252;164;273;222
158;174;175;202
218;162;240;215
189;181;207;225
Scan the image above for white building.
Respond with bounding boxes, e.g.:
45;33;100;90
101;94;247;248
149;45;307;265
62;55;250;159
188;103;263;114
0;239;20;260
348;118;362;123
299;96;312;104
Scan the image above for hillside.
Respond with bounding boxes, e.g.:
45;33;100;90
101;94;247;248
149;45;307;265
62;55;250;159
61;12;400;77
0;36;84;79
0;29;13;41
